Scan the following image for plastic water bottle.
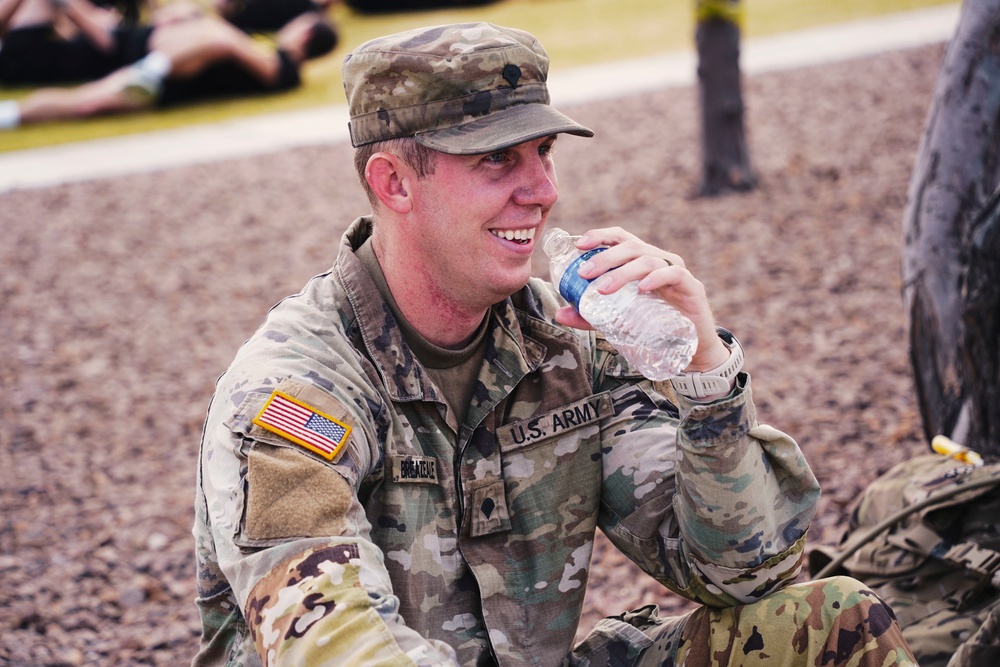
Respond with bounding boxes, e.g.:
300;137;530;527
542;227;698;380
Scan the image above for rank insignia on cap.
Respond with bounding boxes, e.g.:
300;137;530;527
253;390;352;461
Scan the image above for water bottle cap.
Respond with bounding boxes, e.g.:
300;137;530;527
541;227;578;257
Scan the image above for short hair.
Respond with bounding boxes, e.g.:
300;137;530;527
354;137;439;209
305;18;338;60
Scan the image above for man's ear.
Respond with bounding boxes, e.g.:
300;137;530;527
366;153;412;214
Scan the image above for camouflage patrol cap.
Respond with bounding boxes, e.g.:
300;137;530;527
342;22;594;155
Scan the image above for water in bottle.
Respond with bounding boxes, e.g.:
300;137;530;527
542;227;698;380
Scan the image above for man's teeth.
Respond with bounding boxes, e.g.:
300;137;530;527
491;228;536;241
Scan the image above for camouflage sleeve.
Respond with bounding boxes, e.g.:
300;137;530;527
596;363;820;608
199;376;460;666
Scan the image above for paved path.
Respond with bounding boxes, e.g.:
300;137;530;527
0;4;959;194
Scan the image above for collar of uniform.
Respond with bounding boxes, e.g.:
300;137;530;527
462;292;548;429
337;217;427;402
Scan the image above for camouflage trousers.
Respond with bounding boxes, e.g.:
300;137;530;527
571;576;917;666
916;599;1000;667
947;600;1000;667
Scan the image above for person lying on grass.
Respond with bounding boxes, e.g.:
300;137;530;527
0;7;336;128
0;0;149;86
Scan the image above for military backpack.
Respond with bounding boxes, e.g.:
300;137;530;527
808;453;1000;667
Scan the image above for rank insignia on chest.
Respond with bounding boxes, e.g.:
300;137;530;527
253;390;352;461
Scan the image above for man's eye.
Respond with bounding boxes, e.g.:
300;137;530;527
484;152;507;164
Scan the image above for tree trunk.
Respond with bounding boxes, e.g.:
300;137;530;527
961;183;1000;455
696;0;755;196
902;0;1000;457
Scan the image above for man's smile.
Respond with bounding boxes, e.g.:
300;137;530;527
490;227;536;244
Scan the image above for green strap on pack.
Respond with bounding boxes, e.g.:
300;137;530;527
887;522;1000;585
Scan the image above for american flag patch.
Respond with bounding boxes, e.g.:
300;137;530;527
253;390;352;461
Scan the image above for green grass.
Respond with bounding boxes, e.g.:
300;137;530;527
0;0;955;153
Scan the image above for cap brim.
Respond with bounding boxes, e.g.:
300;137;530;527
414;103;594;155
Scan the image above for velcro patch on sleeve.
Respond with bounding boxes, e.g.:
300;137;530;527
244;444;352;542
253;390;352;462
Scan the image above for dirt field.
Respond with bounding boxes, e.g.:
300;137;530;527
0;42;945;665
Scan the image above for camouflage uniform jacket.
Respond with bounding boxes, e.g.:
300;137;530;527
192;217;820;667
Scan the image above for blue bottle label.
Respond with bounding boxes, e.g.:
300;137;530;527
558;247;606;309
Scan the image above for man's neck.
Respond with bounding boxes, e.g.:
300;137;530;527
368;236;489;349
392;278;489;349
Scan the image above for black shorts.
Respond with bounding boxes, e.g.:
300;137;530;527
157;48;300;107
226;0;319;32
0;25;105;85
0;23;151;86
112;24;153;67
345;0;498;13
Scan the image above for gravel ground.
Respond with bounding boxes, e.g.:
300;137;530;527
0;43;944;665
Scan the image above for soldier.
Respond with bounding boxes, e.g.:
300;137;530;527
190;22;918;666
0;10;336;129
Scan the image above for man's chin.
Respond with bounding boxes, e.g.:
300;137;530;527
489;275;531;303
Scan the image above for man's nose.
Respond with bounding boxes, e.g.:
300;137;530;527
514;155;558;207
